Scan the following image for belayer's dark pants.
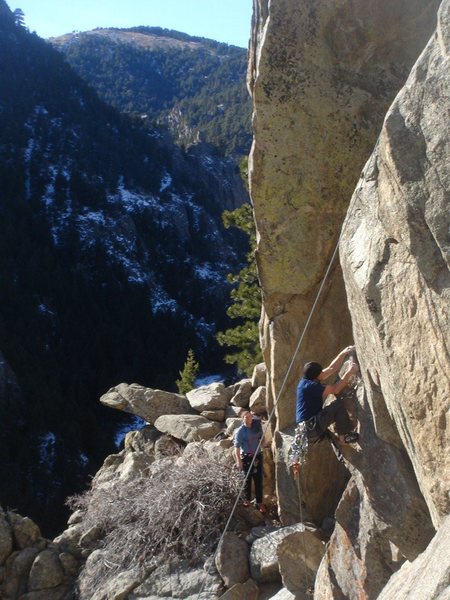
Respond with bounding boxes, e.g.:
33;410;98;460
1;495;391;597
242;453;263;504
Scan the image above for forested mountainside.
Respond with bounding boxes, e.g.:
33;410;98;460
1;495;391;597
0;0;248;535
50;27;252;156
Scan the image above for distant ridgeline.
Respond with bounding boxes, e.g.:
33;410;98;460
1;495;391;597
50;26;252;157
0;1;249;534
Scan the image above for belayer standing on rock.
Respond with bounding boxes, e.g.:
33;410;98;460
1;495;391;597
234;411;266;513
291;346;359;472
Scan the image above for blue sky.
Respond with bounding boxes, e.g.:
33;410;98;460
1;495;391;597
11;0;254;48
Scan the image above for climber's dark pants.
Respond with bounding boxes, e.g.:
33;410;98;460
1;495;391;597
242;453;263;503
305;397;354;444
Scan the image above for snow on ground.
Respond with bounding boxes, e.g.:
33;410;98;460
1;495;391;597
79;453;89;467
38;303;55;316
114;182;159;212
195;374;224;386
115;416;147;448
194;262;226;283
39;431;56;468
159;171;172;192
151;283;179;315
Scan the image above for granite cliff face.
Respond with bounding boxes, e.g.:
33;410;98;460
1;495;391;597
248;0;440;431
248;0;449;597
340;0;450;528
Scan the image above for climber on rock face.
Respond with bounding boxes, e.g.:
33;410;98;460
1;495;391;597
292;346;359;471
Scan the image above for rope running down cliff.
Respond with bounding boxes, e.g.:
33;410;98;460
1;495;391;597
195;234;343;599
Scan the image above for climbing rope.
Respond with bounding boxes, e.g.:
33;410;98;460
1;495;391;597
195;235;343;598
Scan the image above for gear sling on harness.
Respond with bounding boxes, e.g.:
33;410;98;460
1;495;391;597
288;414;325;467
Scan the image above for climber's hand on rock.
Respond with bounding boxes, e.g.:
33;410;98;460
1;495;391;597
349;362;359;376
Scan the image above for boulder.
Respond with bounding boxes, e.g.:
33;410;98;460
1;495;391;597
251;363;266;389
66;510;83;526
235;505;267;529
215;438;234;451
17;589;71;600
79;526;102;550
154;433;184;459
226;380;242;397
8;512;41;550
246;525;280;546
93;447;154;486
124;425;162;453
154;414;221;443
13;547;40;577
226;418;242;437
53;524;83;558
377;515;450;600
180;440;232;467
277;529;326;595
266;589;296;600
28;549;64;590
131;558;223;599
87;565;144;600
201;409;226;422
230;379;253;408
0;509;12;565
340;0;450;527
218;578;259;599
2;547;39;598
100;383;194;423
215;532;250;587
91;440;158;489
249;386;267;415
187;382;231;412
0;511;78;600
58;552;78;578
225;404;242;418
250;523;322;584
91;451;126;487
2;551;19;599
90;425;162;484
203;439;234;459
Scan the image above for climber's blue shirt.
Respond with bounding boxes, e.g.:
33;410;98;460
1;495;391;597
296;378;325;423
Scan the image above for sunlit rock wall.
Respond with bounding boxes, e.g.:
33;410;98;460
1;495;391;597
340;0;450;528
248;0;440;432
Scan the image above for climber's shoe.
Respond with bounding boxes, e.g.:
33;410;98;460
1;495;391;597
341;431;359;444
243;500;250;507
258;503;266;514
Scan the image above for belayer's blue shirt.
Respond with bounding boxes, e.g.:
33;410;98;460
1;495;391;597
296;378;325;423
234;418;262;455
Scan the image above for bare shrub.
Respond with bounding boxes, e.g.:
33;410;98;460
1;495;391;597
68;444;242;596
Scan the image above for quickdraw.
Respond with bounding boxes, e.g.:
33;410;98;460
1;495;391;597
288;421;309;470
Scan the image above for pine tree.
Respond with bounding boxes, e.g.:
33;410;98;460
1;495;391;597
13;8;25;28
217;202;263;376
176;349;200;394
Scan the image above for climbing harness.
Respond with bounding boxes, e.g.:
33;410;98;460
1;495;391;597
242;452;261;475
195;236;343;599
